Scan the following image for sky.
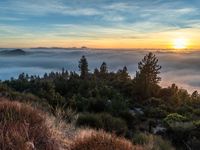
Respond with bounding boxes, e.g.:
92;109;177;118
1;0;200;49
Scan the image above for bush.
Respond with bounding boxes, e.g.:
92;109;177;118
144;97;163;107
70;130;141;150
193;109;200;116
119;111;136;128
100;113;128;135
132;133;175;150
76;113;103;129
145;107;167;119
0;100;58;150
164;113;189;124
132;132;149;145
88;98;107;113
193;120;200;128
76;113;128;135
151;135;175;150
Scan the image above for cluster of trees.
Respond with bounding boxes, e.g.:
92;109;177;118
2;52;200;149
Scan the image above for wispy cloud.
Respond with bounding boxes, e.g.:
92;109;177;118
0;16;24;21
104;2;138;11
0;0;101;16
1;0;200;48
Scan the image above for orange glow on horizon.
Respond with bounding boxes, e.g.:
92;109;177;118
1;29;200;50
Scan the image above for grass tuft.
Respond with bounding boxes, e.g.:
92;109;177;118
0;99;59;150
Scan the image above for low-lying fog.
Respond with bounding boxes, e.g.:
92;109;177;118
0;48;200;93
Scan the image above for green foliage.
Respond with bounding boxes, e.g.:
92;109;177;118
132;132;149;145
79;55;89;79
134;52;161;99
151;135;175;150
193;109;200;116
76;113;128;135
193;120;200;128
145;107;167;119
100;62;108;74
164;113;189;124
144;97;163;107
76;113;103;129
2;54;200;150
88;98;107;113
132;133;175;150
119;111;136;128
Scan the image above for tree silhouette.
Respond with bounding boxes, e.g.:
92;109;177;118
78;56;89;79
100;62;108;74
134;52;161;99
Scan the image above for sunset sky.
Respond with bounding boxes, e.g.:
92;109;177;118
0;0;200;49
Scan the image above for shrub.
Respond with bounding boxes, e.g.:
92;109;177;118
88;98;107;113
119;111;136;128
150;135;175;150
132;133;175;150
193;120;200;128
76;113;128;135
70;130;142;150
0;100;58;150
100;113;128;135
164;113;189;124
145;107;167;119
144;97;163;107
76;113;103;129
193;109;200;116
132;132;150;145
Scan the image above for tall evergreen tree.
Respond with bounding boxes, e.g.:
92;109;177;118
122;66;130;80
134;52;161;98
100;62;108;74
78;55;89;79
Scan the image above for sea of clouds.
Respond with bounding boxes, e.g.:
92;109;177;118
0;48;200;93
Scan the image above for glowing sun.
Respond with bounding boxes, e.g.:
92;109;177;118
173;38;187;49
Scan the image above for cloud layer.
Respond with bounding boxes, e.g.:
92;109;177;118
0;48;200;93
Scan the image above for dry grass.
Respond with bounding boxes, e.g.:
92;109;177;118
70;129;143;150
0;99;59;150
0;99;173;150
46;114;76;150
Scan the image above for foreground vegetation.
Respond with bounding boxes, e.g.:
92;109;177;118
0;100;58;150
0;52;200;149
0;100;174;150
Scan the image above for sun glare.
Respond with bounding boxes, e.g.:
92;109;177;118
173;38;187;49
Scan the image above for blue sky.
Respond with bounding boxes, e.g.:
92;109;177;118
0;0;200;48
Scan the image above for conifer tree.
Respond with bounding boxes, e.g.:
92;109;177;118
134;52;161;98
100;62;108;74
78;55;89;79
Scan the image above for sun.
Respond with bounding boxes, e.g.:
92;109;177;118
173;38;187;49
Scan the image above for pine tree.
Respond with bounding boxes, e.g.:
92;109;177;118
122;66;130;80
78;56;89;79
134;52;161;98
100;62;108;74
117;66;130;81
191;91;199;101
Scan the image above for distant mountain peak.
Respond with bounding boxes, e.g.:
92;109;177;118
0;49;26;56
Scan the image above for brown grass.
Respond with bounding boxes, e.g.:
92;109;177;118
0;99;173;150
70;129;143;150
0;99;59;150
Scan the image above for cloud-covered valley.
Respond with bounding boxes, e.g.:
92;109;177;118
0;48;200;93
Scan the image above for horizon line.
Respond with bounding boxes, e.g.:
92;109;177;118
0;47;199;51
